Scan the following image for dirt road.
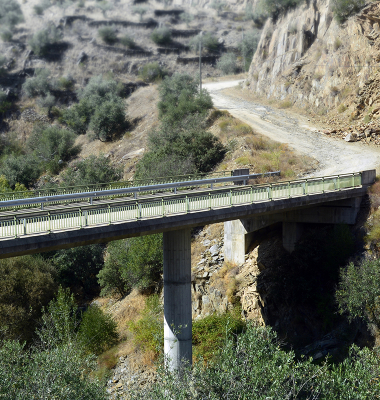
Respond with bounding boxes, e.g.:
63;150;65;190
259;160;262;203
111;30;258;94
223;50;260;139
204;80;380;177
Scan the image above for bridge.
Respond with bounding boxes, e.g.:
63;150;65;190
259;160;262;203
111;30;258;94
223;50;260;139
0;169;375;369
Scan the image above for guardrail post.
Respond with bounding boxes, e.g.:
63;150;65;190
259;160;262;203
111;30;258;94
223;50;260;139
288;181;291;198
23;218;26;235
302;182;306;195
162;198;165;216
186;196;189;213
79;208;82;228
48;212;51;234
84;211;88;226
333;178;337;190
108;204;111;224
229;190;232;206
338;175;340;191
250;187;253;203
305;179;308;195
14;216;17;238
209;192;211;210
41;202;44;210
322;177;325;193
352;173;355;188
268;184;272;200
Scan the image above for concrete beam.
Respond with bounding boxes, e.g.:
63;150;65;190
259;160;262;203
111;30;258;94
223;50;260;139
163;229;192;370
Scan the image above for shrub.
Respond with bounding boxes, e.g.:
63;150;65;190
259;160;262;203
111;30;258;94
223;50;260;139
263;0;304;19
245;0;269;27
120;34;135;48
0;28;12;42
0;0;24;30
217;53;238;75
128;294;163;356
28;24;61;56
334;37;342;50
89;96;127;141
62;154;122;186
190;32;219;52
27;125;79;174
98;26;117;44
51;244;104;298
34;4;44;15
22;68;54;98
99;234;163;295
210;0;226;15
0;90;11;114
138;62;168;83
132;6;147;21
58;75;75;90
336;258;380;327
151;27;172;45
332;0;365;23
338;104;347;113
1;152;42;188
0;255;57;342
238;30;260;71
78;305;118;355
180;12;193;26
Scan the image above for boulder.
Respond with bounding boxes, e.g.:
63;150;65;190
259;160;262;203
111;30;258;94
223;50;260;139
344;132;357;142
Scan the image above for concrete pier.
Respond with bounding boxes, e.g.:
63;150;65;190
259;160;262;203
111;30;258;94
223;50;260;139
163;229;192;370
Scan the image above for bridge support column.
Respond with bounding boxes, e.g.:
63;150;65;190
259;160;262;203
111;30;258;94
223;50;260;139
163;228;192;370
282;222;303;253
224;220;250;265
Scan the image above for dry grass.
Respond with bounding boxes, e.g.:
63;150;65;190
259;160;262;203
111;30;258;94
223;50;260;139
210;262;241;304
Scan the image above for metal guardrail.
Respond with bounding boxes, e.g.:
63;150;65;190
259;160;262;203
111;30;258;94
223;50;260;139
0;171;281;210
0;172;362;239
0;170;236;203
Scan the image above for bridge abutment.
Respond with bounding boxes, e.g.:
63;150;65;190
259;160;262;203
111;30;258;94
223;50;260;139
163;228;192;370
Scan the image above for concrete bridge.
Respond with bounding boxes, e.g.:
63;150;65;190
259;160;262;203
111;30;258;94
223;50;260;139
0;169;375;369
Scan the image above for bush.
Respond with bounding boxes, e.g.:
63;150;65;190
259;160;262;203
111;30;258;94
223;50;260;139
120;34;135;48
28;25;61;56
58;75;75;90
151;27;172;45
0;0;24;30
1;152;42;188
138;62;168;83
99;234;163;295
190;32;219;53
22;68;54;98
61;154;122;186
132;6;147;21
0;90;11;114
128;294;163;356
157;73;213;124
0;255;57;342
332;0;365;23
263;0;304;19
217;53;238;75
238;30;260;71
0;28;12;42
78;305;118;355
336;258;380;326
89;96;126;141
98;26;117;44
51;244;104;298
27;125;79;174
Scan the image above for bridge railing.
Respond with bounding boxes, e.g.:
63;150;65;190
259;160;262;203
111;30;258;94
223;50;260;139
0;172;363;239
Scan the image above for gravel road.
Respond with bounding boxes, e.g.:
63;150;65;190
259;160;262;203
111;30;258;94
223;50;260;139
204;80;380;177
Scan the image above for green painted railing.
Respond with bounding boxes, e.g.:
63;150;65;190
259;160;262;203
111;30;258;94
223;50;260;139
0;172;362;239
0;170;234;203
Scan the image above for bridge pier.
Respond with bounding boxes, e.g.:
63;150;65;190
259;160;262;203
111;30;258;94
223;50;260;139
163;228;192;370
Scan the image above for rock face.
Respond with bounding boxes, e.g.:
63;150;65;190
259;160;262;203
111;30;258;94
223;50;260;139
247;0;380;112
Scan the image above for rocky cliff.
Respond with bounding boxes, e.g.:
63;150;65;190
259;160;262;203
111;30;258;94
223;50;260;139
247;0;380;119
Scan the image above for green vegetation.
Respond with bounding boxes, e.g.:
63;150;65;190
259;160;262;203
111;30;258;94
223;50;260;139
0;288;108;399
62;74;127;140
78;304;118;355
61;154;122;186
332;0;365;23
216;53;238;75
0;0;24;41
138;62;168;83
98;26;117;44
98;234;163;297
0;255;57;342
190;32;219;53
128;294;163;356
238;30;260;71
22;68;55;98
129;323;380;399
151;27;172;45
120;34;135;48
132;6;147;21
28;24;61;56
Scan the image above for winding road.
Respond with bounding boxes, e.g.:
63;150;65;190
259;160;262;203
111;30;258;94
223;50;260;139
204;80;380;177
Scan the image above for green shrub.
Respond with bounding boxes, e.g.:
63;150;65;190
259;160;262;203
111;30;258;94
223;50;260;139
99;234;163;295
89;96;126;141
98;26;117;44
263;0;304;19
22;68;55;98
78;305;118;355
0;28;12;42
210;0;226;15
132;6;147;21
336;258;380;326
28;25;61;56
62;154;122;186
0;90;11;114
128;294;163;355
238;30;260;71
192;310;245;362
34;4;44;14
27;125;79;174
1;152;42;188
58;75;75;90
150;27;172;45
138;62;168;83
180;12;193;26
216;53;238;75
51;244;104;298
0;255;57;342
332;0;365;23
0;0;24;30
190;32;219;52
120;34;135;48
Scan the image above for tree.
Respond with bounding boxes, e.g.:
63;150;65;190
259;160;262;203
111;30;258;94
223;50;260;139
132;6;147;22
61;154;122;186
217;53;238;75
151;27;172;45
332;0;365;23
190;32;219;53
98;26;117;44
0;255;57;342
22;68;55;98
238;30;260;71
